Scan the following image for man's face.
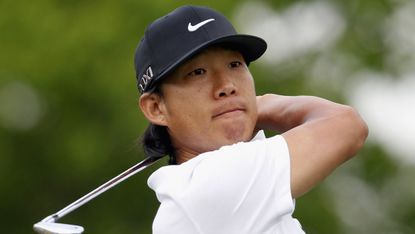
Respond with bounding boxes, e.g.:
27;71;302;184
157;47;258;160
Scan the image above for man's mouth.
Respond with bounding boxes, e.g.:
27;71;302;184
212;98;248;119
212;107;245;119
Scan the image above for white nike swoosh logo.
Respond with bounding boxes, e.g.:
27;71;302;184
188;18;215;32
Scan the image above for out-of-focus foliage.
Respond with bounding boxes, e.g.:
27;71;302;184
1;0;414;233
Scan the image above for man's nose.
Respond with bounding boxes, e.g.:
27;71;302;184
214;73;237;98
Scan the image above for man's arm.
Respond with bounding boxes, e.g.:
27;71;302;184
256;94;368;198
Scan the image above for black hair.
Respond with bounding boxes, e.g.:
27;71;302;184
141;87;177;165
142;123;176;164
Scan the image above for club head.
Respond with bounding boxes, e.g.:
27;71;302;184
33;221;84;234
33;158;162;233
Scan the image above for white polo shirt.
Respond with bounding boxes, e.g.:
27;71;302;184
148;131;305;234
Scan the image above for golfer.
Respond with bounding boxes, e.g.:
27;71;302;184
134;5;368;234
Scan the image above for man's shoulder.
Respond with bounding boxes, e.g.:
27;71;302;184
148;133;288;191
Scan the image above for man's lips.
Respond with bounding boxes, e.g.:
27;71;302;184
212;101;246;119
212;108;245;119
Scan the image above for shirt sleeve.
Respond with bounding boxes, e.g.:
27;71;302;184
149;135;296;234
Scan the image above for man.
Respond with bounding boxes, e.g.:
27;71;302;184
134;5;368;234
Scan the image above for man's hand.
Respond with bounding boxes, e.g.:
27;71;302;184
256;94;368;198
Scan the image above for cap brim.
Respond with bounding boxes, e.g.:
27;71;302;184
148;35;267;92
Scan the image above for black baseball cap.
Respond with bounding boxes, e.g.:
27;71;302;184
134;5;267;94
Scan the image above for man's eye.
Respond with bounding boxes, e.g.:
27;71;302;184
188;68;206;77
229;61;242;68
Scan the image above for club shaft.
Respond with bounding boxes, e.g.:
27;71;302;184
42;157;162;223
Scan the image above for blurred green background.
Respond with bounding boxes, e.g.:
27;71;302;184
1;0;415;233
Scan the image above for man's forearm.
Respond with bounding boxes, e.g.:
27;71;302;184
256;94;352;132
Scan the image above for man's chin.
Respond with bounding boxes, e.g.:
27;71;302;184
221;128;252;145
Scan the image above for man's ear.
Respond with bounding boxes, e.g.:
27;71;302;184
139;93;167;126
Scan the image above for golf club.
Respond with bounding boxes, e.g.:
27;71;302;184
33;156;163;234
